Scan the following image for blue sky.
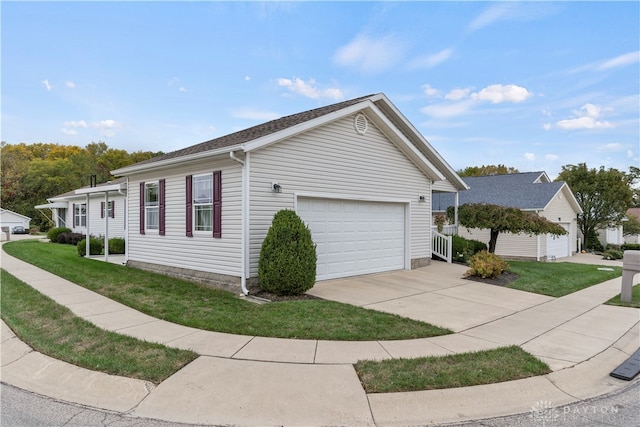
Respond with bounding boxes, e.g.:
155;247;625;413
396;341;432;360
2;1;638;179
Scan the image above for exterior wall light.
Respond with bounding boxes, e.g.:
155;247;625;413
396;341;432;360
418;195;426;202
272;182;282;193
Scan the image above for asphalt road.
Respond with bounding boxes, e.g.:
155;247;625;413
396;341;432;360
2;379;639;427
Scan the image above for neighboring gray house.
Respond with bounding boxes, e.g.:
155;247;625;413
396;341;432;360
433;172;582;260
36;178;127;239
112;93;468;294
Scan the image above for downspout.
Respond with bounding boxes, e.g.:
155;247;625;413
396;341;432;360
104;192;110;262
230;151;250;295
85;193;90;258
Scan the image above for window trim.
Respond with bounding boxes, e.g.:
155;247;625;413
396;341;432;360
186;171;221;238
73;203;87;227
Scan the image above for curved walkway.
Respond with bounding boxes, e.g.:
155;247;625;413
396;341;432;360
1;244;638;426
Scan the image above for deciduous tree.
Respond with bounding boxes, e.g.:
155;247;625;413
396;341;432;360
451;203;567;253
557;163;635;249
458;164;520;177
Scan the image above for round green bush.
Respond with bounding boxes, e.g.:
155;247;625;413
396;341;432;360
108;237;126;254
258;209;317;296
48;227;72;243
77;238;103;256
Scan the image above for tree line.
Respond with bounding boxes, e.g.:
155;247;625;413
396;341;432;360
1;141;161;230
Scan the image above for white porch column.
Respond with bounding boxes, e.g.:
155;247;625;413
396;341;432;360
104;192;110;262
85;193;90;258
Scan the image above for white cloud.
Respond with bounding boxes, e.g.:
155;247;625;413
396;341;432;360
471;84;532;104
545;154;559;161
468;3;515;32
277;77;343;101
91;119;123;138
555;103;614;130
524;152;536;161
66;81;76;89
597;51;640;71
445;88;471;101
245;76;251;81
64;120;88;128
333;33;406;73
420;99;476;119
597;143;623;152
179;87;187;92
42;79;52;91
422;84;440;98
231;108;280;121
409;48;453;69
543;123;552;131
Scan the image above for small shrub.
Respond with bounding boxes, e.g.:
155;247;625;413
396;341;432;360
77;238;103;256
48;227;71;243
108;238;126;254
466;250;510;279
258;210;317;296
602;249;623;260
586;233;604;252
451;235;488;264
622;243;640;251
56;232;71;244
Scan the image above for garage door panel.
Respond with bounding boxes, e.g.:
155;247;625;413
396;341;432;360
298;197;406;280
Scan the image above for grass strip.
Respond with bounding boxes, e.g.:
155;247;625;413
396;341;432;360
0;269;198;384
507;261;622;297
3;240;451;340
605;284;640;308
355;346;551;393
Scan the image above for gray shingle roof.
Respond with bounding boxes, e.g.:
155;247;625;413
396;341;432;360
131;94;377;167
433;172;566;211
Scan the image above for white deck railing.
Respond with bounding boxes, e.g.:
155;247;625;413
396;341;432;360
432;230;453;263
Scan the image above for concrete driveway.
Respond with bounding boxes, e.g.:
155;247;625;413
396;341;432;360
307;261;554;332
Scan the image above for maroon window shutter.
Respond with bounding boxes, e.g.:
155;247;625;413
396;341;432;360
101;201;105;219
159;179;166;236
110;201;115;219
186;175;193;237
213;171;222;238
72;203;76;226
139;182;145;234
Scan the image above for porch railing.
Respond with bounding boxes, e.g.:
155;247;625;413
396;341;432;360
432;230;452;263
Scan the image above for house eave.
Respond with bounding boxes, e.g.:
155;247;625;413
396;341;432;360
111;145;242;176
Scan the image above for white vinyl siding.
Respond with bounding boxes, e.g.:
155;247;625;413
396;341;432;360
126;158;243;277
539;187;580;256
248;114;432;278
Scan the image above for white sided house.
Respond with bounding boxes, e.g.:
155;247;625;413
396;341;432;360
433;172;582;261
36;178;127;239
0;209;31;231
112;93;468;294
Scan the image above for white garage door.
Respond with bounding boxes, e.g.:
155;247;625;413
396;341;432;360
297;198;406;280
547;224;569;259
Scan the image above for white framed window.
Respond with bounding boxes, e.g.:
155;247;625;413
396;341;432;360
193;174;213;232
74;203;86;227
145;182;159;230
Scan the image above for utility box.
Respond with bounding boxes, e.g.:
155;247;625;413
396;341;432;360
621;250;640;303
1;226;10;242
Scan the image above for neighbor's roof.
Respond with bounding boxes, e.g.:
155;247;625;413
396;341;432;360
433;172;582;213
0;208;31;221
111;93;468;191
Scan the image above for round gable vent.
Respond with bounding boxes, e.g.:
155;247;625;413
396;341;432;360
354;113;368;135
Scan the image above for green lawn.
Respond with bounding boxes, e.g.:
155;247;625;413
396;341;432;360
605;284;640;308
1;270;198;384
356;346;551;393
507;261;622;297
2;240;451;341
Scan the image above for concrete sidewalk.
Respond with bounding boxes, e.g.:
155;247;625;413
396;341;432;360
1;246;638;426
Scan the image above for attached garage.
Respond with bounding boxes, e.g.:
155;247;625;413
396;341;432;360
297;197;407;280
546;224;570;259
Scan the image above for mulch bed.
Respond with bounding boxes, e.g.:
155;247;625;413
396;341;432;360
464;271;520;287
250;290;323;302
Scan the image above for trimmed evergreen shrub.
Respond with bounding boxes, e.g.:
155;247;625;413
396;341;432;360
451;235;488;264
77;238;103;256
466;250;509;279
603;249;623;260
108;238;126;254
48;227;71;243
258;209;317;296
622;243;640;251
